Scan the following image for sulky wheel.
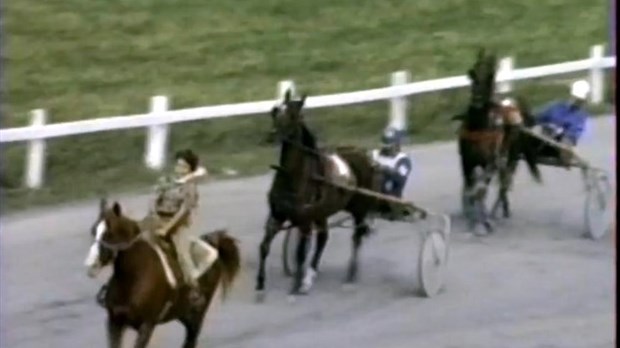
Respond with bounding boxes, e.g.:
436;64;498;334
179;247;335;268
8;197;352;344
584;169;613;240
417;229;449;297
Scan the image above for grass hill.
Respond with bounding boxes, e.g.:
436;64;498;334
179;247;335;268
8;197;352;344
3;0;611;210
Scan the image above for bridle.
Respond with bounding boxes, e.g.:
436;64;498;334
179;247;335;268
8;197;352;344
98;232;144;253
94;217;144;254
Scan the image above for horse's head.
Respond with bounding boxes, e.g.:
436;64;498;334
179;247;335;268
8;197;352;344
269;89;308;142
493;96;537;128
467;48;497;111
84;198;141;278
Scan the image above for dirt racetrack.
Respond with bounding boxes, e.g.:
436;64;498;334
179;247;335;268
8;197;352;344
1;116;615;348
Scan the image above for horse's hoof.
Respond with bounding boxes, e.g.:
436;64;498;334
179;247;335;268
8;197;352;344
255;291;266;303
288;285;308;299
301;268;317;293
490;206;501;219
287;295;298;304
473;225;488;237
484;221;495;234
300;282;312;294
287;290;308;303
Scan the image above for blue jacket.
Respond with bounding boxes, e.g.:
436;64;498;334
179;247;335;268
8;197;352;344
536;101;589;144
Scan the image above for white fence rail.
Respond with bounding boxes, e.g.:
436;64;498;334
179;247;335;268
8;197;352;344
1;44;615;189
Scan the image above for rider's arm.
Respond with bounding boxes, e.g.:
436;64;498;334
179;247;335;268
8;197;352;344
191;166;208;180
563;112;587;145
161;184;197;236
150;178;166;213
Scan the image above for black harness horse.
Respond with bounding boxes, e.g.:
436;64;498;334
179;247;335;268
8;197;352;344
255;90;380;300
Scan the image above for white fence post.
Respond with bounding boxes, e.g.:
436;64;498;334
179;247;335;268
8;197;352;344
389;70;410;132
144;96;170;170
25;109;47;189
589;44;605;104
277;80;296;100
497;56;514;94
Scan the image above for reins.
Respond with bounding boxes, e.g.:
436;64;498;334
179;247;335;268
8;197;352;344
99;231;145;253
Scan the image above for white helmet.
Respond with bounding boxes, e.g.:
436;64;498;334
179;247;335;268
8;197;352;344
500;97;516;107
570;80;591;100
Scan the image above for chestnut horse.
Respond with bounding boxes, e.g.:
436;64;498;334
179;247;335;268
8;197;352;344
84;199;240;348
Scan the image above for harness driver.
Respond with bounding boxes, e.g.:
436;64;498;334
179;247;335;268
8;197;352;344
533;79;591;166
371;127;413;218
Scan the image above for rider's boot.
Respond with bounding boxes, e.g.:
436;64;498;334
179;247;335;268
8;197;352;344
187;243;219;308
178;259;205;308
171;228;206;308
96;283;108;307
186;277;205;308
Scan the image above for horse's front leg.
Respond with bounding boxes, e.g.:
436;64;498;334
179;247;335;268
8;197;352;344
469;166;493;235
302;219;329;293
464;169;482;231
133;323;155;348
106;316;125;348
460;161;476;222
290;223;312;297
255;214;283;302
344;214;370;286
492;159;516;219
478;168;495;234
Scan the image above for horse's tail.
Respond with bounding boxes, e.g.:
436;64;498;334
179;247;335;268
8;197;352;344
207;230;241;300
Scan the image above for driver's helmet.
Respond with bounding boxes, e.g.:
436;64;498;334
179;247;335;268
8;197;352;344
381;127;401;150
570;80;591;100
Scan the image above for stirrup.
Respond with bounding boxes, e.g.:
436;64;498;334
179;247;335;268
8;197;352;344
187;285;205;307
96;284;108;307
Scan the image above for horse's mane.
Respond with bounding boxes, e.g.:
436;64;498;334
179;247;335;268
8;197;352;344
462;50;498;130
300;122;317;150
276;119;319;172
114;214;142;240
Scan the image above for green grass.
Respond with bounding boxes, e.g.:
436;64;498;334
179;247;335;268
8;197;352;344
2;0;612;212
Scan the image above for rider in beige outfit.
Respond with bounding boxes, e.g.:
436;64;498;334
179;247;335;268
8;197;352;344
94;149;218;307
147;149;219;305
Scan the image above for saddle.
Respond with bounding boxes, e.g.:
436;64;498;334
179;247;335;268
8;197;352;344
139;213;195;290
147;235;186;289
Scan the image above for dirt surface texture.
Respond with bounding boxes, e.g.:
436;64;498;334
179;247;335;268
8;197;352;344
1;116;615;348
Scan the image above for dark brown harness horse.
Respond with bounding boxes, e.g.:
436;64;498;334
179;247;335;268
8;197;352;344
454;49;511;233
85;199;240;348
454;50;541;232
255;90;381;300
